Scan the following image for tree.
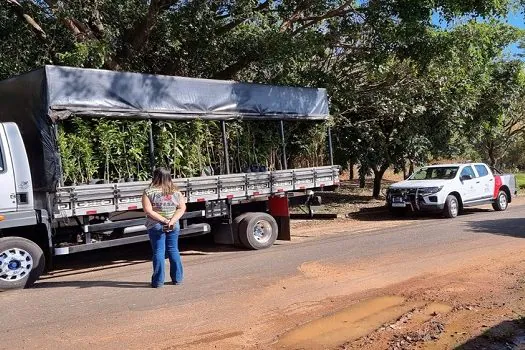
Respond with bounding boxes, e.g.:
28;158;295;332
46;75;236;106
331;20;522;198
469;60;525;167
2;0;525;190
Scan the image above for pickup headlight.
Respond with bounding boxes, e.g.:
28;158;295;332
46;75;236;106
419;186;443;195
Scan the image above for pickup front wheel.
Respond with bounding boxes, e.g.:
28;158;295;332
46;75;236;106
0;237;45;290
492;190;508;211
443;195;459;218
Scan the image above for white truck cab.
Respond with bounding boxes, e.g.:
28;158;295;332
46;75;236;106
386;163;517;218
0;125;16;213
0;123;34;213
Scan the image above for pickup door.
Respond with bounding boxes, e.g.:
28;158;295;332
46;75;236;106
474;164;494;200
0;124;17;212
459;165;478;202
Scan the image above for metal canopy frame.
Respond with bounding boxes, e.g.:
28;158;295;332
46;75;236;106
146;119;334;175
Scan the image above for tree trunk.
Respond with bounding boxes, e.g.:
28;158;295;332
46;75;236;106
372;166;388;199
488;142;496;167
359;170;366;188
349;161;354;180
408;161;414;177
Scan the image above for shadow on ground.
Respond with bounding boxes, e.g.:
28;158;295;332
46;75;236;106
347;207;493;222
41;235;243;281
318;192;378;205
467;218;525;238
457;317;525;349
34;280;152;289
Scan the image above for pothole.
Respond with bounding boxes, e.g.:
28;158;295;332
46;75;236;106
276;296;415;349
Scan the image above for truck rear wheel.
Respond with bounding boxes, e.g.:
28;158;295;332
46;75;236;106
0;237;45;290
443;195;459;218
238;212;278;250
492;190;508;211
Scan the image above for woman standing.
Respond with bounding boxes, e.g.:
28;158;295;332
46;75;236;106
142;167;186;288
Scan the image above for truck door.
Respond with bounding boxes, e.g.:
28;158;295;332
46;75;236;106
0;124;17;212
474;164;493;200
459;165;477;202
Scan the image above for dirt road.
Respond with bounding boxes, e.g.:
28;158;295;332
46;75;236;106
1;204;524;350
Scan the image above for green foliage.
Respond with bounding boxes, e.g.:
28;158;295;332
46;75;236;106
58;120;98;184
57;118;328;183
3;0;525;196
515;173;525;189
56;40;110;68
59;119;150;184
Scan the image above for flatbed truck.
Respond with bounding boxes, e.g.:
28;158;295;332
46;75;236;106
0;66;339;290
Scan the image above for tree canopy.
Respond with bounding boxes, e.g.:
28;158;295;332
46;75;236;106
2;0;525;194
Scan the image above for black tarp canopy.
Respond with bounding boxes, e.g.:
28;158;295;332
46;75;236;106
0;66;330;192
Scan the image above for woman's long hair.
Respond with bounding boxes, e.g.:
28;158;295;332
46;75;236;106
150;167;177;195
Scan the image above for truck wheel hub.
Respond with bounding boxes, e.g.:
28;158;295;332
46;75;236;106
0;248;33;282
252;220;272;244
8;260;21;270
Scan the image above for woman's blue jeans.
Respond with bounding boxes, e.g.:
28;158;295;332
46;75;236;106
148;222;183;287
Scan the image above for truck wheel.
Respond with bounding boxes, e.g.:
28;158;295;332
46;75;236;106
238;212;278;250
443;195;459;218
0;237;45;290
232;212;253;247
492;190;508;211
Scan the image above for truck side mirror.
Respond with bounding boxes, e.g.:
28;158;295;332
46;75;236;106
460;174;472;181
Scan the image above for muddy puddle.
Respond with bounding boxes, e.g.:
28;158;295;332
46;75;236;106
275;296;453;350
276;296;411;349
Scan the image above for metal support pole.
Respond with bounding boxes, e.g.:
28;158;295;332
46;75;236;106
148;120;155;173
280;120;287;170
221;121;230;174
327;126;334;166
53;123;65;186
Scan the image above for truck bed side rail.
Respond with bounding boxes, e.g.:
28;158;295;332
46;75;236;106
54;166;340;218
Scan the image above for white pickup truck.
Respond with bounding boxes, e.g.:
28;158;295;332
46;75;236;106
386;163;517;218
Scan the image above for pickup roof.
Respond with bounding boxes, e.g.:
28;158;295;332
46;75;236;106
386;163;517;218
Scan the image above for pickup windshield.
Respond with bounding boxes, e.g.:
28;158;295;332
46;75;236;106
409;166;459;180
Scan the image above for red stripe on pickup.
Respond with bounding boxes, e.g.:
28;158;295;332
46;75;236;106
299;186;305;190
253;192;260;196
277;189;284;192
227;194;234;199
128;205;137;210
197;198;205;202
494;175;502;199
86;210;97;215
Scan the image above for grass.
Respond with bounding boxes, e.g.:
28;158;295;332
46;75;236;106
515;173;525;190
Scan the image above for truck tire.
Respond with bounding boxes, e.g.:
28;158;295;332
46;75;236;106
238;212;278;250
492;190;508;211
0;237;45;290
443;195;459;218
232;212;253;247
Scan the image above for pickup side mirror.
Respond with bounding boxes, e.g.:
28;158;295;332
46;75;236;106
460;174;472;181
